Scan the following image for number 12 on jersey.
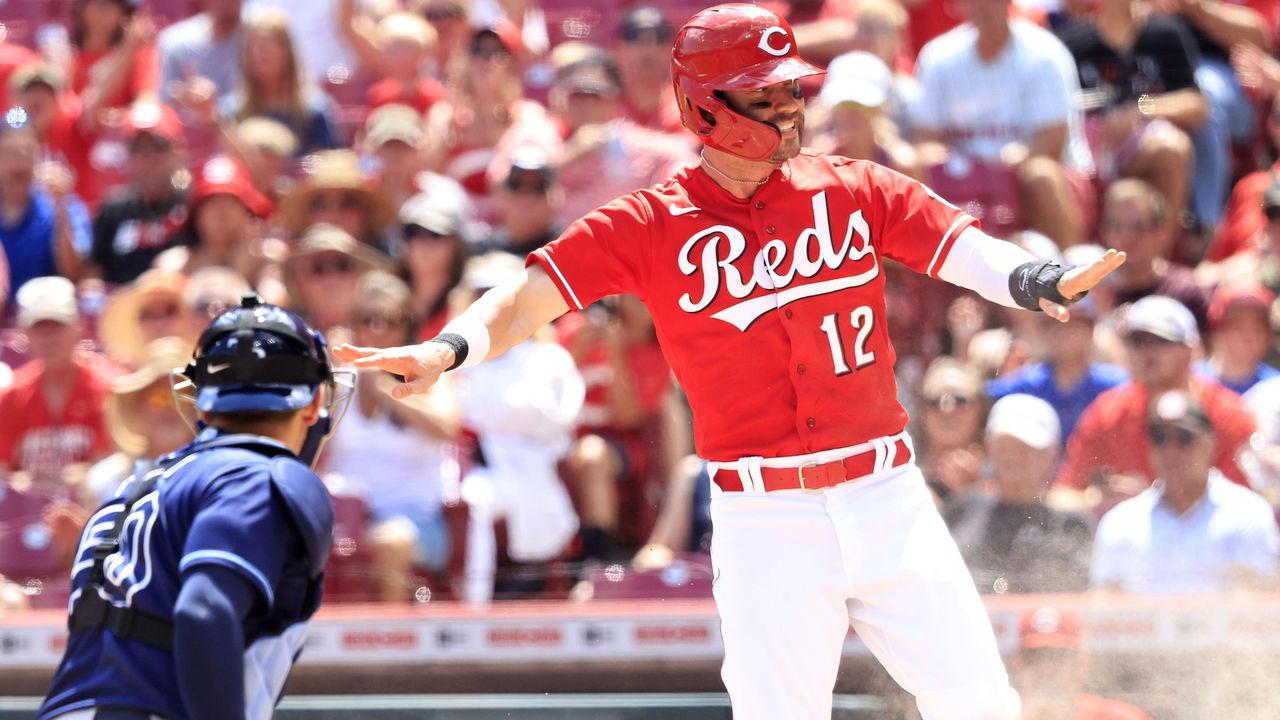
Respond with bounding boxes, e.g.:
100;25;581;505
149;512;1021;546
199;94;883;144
819;306;876;376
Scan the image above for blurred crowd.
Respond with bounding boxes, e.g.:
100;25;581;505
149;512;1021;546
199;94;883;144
0;0;1279;647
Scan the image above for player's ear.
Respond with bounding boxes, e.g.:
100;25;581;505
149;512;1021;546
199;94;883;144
300;388;325;426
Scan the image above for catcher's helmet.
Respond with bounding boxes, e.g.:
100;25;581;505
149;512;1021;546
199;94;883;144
183;294;332;413
671;4;824;162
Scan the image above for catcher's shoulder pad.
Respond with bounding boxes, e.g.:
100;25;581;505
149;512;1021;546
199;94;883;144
268;456;334;578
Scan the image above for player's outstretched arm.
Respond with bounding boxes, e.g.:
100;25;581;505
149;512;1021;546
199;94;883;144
938;227;1125;322
333;265;572;399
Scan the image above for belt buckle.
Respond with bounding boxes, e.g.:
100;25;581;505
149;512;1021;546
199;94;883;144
798;461;820;490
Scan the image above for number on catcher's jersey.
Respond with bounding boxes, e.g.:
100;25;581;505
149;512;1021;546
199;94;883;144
819;306;877;376
71;475;164;606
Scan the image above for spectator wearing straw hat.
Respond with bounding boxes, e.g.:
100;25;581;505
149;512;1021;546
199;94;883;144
84;337;196;505
280;149;394;249
284;222;390;338
96;268;194;370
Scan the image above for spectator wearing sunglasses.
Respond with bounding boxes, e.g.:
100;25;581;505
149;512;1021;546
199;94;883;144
284;222;390;338
280;149;395;250
1091;389;1279;594
478;147;563;258
1205;96;1280;264
1057;295;1258;517
397;192;468;342
181;266;252;340
914;356;987;501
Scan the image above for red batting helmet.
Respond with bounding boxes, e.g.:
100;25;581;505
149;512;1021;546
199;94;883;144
671;4;824;161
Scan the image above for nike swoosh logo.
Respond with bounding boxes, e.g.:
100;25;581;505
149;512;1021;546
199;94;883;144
207;363;232;374
669;205;700;216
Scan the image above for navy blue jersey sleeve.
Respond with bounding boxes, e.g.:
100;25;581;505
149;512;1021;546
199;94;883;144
179;465;295;607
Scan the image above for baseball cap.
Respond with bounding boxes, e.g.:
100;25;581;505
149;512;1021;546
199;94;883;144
557;57;622;97
1019;606;1081;651
505;145;554;191
986;394;1060;450
17;276;79;328
1123;295;1199;346
398;192;459;237
123;101;183;146
1148;389;1212;435
363;104;423;149
618;5;671;43
1208;281;1274;329
190;155;271;218
819;51;891;109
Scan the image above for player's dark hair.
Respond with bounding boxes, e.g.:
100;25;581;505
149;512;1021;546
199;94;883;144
204;409;299;433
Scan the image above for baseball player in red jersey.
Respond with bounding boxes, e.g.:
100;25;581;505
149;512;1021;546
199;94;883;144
335;5;1126;718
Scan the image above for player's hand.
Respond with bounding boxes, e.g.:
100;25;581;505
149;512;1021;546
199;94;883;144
333;342;453;399
1040;249;1126;321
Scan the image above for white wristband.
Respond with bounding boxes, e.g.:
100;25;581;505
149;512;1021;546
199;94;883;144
439;314;492;370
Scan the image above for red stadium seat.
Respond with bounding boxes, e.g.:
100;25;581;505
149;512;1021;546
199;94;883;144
926;155;1021;239
322;491;376;603
581;553;713;600
0;482;70;609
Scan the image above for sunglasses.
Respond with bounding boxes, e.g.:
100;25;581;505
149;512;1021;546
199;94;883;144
925;393;974;411
305;256;356;276
507;179;549;195
403;224;452;242
1148;425;1199;447
139;302;180;322
1265;207;1280;222
309;192;364;213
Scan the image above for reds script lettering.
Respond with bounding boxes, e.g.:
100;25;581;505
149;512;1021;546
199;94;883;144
677;191;879;331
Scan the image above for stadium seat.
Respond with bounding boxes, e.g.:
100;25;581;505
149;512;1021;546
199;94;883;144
581;552;713;600
322;490;376;603
0;482;69;609
926;155;1020;239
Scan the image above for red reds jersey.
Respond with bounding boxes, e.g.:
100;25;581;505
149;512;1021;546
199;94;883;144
529;151;975;461
0;358;112;486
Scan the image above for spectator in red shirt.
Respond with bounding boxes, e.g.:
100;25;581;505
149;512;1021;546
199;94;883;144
613;6;684;136
1014;606;1152;720
11;64;101;211
1206;94;1280;263
0;277;112;497
339;5;447;116
561;293;674;563
1056;295;1258;515
68;0;160;113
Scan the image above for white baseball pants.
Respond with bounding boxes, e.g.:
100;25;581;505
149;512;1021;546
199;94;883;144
708;461;1020;720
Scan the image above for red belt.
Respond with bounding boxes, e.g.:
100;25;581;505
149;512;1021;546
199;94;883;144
711;437;913;493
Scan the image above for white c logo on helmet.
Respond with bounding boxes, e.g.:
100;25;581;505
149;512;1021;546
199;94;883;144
758;27;791;57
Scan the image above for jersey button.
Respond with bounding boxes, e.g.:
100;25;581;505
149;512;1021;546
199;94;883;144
806;417;816;428
784;309;793;319
766;224;776;234
797;364;806;374
754;200;765;210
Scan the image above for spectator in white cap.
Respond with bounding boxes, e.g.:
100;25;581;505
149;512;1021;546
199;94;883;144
0;277;113;497
1092;389;1279;595
814;50;920;180
944;394;1093;594
479;146;564;258
397;192;469;342
1056;295;1259;517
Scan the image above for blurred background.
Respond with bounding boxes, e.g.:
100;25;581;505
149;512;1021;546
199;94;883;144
1;0;1280;717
